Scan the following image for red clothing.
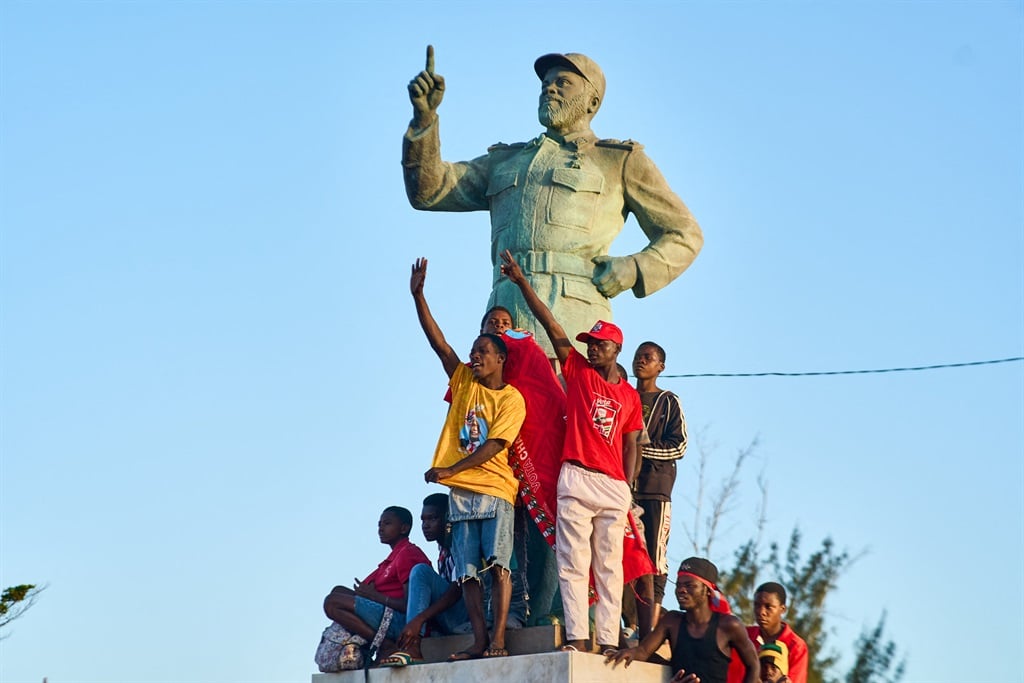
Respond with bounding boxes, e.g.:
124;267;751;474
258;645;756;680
727;623;808;683
362;538;430;599
562;349;643;480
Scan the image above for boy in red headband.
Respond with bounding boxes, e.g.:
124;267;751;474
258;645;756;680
501;250;644;655
607;557;759;683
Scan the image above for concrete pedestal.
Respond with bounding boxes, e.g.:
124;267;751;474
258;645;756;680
312;650;673;683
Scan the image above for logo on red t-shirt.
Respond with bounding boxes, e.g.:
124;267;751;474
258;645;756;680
590;395;621;442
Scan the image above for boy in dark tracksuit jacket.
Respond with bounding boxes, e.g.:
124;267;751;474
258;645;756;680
625;341;687;638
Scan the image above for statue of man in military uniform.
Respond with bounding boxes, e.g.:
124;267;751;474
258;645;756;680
403;46;703;357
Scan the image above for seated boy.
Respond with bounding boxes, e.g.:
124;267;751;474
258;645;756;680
383;493;470;666
322;506;430;663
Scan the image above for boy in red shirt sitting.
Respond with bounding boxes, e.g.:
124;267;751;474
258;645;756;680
322;506;430;663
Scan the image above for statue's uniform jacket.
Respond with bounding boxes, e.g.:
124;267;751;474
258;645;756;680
403;118;703;354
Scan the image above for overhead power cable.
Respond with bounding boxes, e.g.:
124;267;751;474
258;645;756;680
662;356;1023;379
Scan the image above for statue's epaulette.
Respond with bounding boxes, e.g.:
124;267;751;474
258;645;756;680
487;141;528;152
595;138;641;151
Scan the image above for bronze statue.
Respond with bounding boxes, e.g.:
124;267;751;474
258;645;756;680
403;46;703;356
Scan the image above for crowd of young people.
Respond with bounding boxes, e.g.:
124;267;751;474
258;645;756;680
315;253;807;683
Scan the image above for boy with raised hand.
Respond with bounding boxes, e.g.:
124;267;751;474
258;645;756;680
500;249;643;656
410;258;526;660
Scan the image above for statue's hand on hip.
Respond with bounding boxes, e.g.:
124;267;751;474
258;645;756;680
408;44;445;129
592;255;638;298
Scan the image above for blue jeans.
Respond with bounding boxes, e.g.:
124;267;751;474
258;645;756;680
448;488;514;580
354;596;406;641
405;563;469;635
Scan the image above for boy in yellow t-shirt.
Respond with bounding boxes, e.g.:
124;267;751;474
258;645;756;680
410;258;526;661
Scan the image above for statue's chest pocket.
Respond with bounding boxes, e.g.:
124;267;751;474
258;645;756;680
486;170;520;233
547;168;603;231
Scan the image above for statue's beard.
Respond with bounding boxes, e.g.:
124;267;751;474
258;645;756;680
538;92;590;130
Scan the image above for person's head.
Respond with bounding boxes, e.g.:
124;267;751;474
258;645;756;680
421;493;449;543
534;53;604;133
675;557;719;610
753;582;788;635
480;306;514;335
632;341;666;381
378;506;414;546
469;333;508;381
757;640;790;682
575;320;623;371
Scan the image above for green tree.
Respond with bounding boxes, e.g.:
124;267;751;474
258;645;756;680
1;584;44;637
679;431;905;683
721;532;904;683
846;612;905;683
721;530;850;683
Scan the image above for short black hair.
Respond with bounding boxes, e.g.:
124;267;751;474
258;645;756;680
422;493;449;515
480;306;514;332
637;341;666;363
477;333;508;359
755;581;788;605
382;505;414;534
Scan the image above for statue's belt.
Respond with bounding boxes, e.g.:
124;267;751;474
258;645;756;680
496;251;594;280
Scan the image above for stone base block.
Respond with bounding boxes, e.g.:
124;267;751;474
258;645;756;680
312;650;672;683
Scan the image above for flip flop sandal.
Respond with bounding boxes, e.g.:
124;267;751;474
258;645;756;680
379;651;417;667
483;647;509;657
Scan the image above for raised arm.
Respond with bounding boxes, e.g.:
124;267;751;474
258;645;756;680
411;258;460;377
499;250;573;365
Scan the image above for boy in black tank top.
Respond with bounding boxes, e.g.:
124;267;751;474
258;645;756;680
606;557;759;683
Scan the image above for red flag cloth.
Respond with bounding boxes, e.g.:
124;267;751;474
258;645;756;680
501;332;655;587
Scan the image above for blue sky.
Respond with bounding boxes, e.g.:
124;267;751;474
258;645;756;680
1;2;1021;682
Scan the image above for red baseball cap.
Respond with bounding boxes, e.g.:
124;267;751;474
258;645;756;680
575;320;623;345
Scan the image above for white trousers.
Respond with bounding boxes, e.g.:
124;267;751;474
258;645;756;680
555;462;632;645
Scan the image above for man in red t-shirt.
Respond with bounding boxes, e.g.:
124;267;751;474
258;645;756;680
500;250;643;655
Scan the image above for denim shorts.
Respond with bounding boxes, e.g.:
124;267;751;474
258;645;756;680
448;488;514;581
354;596;406;641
